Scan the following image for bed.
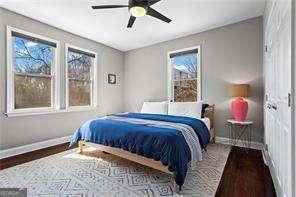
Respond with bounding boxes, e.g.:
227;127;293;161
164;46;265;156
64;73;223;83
70;104;215;191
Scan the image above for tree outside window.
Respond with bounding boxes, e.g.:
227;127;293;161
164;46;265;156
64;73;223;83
13;36;54;109
67;48;95;107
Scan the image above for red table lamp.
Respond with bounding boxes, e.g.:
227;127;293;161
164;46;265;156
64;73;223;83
229;84;250;122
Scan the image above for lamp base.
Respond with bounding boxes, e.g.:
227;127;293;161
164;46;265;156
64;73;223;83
231;97;248;122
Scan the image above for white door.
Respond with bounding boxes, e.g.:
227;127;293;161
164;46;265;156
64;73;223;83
264;1;292;197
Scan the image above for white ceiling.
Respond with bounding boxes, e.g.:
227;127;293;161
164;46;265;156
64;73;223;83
0;0;265;51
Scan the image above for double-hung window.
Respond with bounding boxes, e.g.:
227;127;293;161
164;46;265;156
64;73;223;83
66;45;97;109
6;27;98;116
7;27;59;114
168;47;201;102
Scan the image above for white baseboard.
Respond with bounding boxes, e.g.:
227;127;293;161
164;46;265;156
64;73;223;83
216;136;263;150
0;135;72;159
261;147;268;165
262;148;284;197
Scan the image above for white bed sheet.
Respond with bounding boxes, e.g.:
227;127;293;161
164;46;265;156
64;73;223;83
200;117;211;130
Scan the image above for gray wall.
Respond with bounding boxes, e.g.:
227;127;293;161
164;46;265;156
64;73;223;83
124;17;264;142
0;8;264;150
0;8;125;149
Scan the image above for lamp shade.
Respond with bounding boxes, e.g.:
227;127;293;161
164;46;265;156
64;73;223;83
229;84;250;98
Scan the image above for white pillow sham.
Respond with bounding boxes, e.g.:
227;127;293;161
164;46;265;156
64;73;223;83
141;101;168;114
168;101;203;119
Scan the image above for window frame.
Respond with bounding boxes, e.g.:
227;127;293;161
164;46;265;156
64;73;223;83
65;44;98;111
6;26;60;115
167;45;202;102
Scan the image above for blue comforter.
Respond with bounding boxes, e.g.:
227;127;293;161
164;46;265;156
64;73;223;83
70;113;210;188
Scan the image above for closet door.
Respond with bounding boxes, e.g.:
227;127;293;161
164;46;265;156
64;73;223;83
264;1;292;197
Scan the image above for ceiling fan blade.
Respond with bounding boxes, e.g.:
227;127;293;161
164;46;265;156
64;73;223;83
92;5;128;9
148;0;161;6
146;7;172;23
127;16;136;28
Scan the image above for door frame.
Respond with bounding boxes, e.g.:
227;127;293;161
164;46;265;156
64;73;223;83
292;0;295;196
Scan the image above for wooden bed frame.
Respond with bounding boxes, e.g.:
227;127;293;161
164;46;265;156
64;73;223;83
78;105;215;191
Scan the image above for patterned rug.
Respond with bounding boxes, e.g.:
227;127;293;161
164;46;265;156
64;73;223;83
0;143;230;197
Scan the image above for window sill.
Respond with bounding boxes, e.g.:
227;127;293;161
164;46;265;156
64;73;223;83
4;107;98;118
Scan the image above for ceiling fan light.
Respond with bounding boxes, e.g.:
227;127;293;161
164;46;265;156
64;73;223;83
129;6;146;17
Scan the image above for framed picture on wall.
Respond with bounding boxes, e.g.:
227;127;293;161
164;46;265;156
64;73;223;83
108;74;116;84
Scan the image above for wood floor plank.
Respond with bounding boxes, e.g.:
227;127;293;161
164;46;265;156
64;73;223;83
0;143;75;170
215;146;276;197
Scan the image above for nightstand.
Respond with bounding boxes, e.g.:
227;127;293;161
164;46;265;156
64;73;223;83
226;119;253;149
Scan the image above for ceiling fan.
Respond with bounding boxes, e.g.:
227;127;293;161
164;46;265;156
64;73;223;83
92;0;172;28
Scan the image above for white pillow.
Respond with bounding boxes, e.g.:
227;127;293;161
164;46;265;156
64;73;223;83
168;102;203;119
141;101;168;114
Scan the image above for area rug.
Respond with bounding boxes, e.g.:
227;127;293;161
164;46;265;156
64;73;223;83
0;143;230;197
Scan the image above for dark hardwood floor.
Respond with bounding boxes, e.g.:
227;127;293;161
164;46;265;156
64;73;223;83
215;146;276;197
0;142;74;170
0;144;276;197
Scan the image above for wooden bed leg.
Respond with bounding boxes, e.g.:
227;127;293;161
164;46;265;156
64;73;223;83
78;140;85;153
170;176;180;193
173;181;180;193
213;136;216;143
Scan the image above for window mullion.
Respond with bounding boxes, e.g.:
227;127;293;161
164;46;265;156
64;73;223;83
14;72;53;78
172;78;198;82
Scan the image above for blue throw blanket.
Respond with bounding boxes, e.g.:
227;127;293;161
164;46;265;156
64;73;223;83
70;113;210;188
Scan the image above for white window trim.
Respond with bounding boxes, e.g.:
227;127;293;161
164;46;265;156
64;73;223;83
3;107;100;118
65;44;98;111
167;45;202;101
6;26;61;116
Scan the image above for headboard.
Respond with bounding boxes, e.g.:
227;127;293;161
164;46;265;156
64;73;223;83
204;104;216;142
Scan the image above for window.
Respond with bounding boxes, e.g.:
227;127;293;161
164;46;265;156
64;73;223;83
168;47;201;102
6;27;98;117
66;45;97;109
7;27;59;114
